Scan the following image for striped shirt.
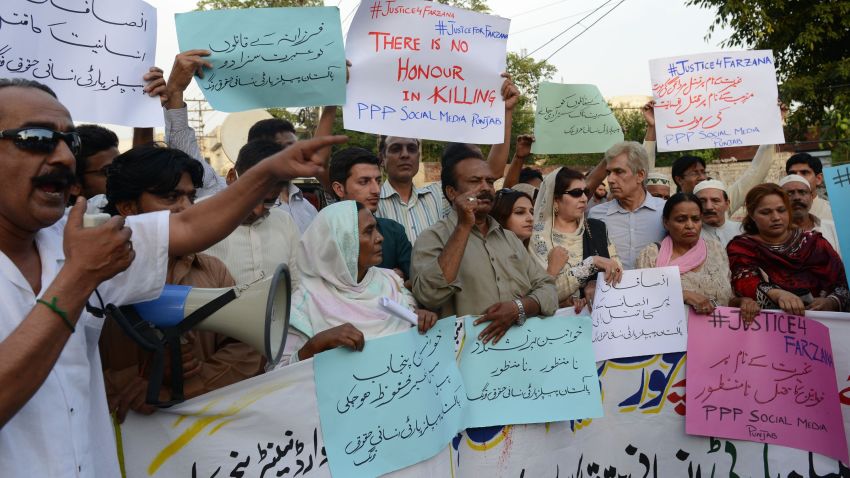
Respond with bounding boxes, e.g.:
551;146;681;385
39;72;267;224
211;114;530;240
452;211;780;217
377;181;449;244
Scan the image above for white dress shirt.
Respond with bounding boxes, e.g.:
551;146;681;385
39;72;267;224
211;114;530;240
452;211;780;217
277;183;318;234
0;211;169;477
811;196;833;221
701;219;742;248
812;215;842;257
204;208;302;289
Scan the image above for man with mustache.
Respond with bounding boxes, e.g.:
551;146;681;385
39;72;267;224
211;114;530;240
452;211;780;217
780;174;841;256
785;152;833;221
376;74;520;244
411;143;557;345
693;179;741;248
0;78;346;476
328;147;411;280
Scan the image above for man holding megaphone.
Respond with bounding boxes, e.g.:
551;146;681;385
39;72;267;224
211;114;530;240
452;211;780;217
99;144;267;422
0;78;347;478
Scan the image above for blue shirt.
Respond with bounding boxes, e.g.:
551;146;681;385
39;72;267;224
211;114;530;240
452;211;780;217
588;191;666;270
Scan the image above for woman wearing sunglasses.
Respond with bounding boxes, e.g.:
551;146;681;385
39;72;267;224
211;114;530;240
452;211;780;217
529;167;622;310
490;188;535;247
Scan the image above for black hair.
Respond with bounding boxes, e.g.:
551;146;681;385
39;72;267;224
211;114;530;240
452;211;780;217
247;118;296;142
553;167;586;196
518;167;543;184
671;155;706;191
440;142;485;200
378;135;420;155
75;124;119;182
491;189;534;241
662;192;703;221
785;152;822;175
329;147;381;200
235;139;283;176
0;78;57;98
104;143;204;216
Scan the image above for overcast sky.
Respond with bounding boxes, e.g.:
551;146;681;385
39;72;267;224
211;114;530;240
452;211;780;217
119;0;733;138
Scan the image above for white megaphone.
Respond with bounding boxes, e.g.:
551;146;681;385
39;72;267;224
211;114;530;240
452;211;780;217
107;264;291;406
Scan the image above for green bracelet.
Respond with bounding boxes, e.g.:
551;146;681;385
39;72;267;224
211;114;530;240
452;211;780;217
37;297;75;333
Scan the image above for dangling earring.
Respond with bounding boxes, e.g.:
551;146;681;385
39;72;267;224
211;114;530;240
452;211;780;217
553;205;559;217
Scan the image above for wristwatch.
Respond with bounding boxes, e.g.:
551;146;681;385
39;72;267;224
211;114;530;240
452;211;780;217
513;298;527;326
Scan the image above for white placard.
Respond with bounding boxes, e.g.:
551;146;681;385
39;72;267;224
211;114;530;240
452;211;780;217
590;266;688;361
649;50;784;152
343;0;509;143
0;0;161;127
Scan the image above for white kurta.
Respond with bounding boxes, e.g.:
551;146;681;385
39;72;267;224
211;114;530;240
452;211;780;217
0;211;169;477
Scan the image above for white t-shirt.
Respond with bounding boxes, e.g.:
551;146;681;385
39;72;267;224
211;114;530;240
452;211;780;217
0;211;169;477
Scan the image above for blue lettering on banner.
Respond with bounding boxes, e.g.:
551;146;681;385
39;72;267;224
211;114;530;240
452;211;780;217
666;55;773;77
471;113;501;130
433;21;508;39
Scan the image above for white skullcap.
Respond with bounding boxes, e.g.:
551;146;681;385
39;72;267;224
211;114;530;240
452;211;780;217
646;172;672;187
779;174;810;189
693;179;727;195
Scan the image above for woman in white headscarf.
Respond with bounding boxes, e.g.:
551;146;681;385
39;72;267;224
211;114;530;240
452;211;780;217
529;167;622;309
280;201;437;365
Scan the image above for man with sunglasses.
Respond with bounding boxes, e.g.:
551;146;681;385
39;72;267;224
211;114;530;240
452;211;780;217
0;78;346;477
204;139;302;288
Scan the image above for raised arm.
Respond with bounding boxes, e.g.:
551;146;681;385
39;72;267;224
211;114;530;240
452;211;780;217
168;135;348;257
503;134;534;189
162;50;227;196
0;201;134;427
487;74;521;180
642;101;656;170
312;105;338;191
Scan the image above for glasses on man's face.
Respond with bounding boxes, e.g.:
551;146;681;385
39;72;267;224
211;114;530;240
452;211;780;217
682;169;712;180
561;187;590;198
0;127;81;156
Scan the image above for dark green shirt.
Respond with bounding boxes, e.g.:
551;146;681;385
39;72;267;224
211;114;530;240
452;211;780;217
376;217;412;279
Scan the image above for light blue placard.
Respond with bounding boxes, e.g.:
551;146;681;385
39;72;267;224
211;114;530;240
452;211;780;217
823;165;850;281
313;319;465;478
459;315;603;428
175;7;346;112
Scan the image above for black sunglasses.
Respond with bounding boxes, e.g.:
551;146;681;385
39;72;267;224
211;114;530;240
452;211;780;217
0;127;81;156
562;187;591;198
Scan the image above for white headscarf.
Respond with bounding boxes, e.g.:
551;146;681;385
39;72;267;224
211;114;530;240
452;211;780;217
288;201;415;339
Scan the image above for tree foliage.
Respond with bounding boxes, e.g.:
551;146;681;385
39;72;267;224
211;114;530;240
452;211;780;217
687;0;850;160
197;0;321;9
435;0;490;13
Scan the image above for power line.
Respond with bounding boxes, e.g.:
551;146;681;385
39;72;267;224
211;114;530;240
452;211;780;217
507;0;569;19
524;0;612;58
544;0;628;61
511;7;599;35
342;1;360;25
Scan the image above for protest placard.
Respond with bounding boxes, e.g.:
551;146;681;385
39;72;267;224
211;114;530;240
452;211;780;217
531;83;623;154
459;314;602;427
823;165;850;280
590;267;688;361
121;312;850;477
686;307;848;462
0;0;160;126
649;50;785;152
175;7;345;112
313;319;465;478
342;0;510;143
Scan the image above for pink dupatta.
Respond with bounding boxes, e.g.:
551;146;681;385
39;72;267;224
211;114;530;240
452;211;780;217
655;236;707;274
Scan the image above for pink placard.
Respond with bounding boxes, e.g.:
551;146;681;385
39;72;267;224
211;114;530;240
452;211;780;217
686;307;848;462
